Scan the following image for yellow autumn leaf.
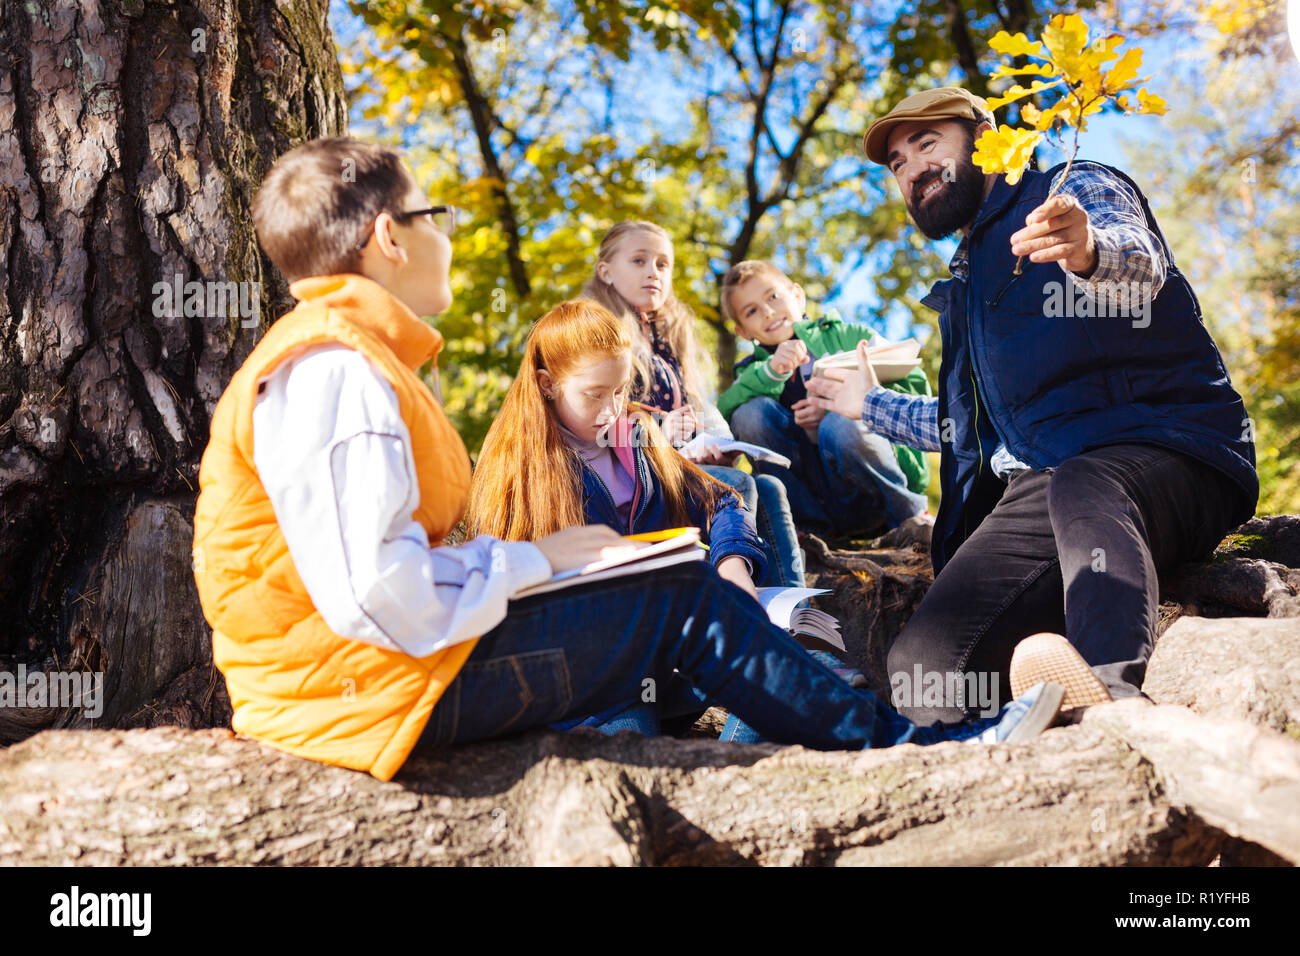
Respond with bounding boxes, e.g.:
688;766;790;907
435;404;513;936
986;78;1061;110
1103;47;1144;94
1205;0;1271;34
989;62;1057;80
1027;97;1071;131
1041;13;1091;76
1090;34;1125;64
989;30;1046;59
971;124;1043;185
1135;88;1167;115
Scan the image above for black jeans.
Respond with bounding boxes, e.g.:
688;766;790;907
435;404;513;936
887;442;1243;724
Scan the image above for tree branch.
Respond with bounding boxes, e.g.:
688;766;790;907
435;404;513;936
447;26;532;299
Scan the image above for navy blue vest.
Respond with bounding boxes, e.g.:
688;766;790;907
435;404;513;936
928;161;1258;575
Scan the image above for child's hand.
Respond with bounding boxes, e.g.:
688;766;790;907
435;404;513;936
806;341;878;420
534;525;644;576
682;438;726;465
768;339;810;377
660;404;698;446
716;555;759;601
791;398;825;429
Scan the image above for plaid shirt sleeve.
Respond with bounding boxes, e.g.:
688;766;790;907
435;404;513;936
1050;162;1167;298
861;386;941;452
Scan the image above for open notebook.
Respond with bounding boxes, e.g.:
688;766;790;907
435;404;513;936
676;434;792;470
512;527;706;599
514;530;845;656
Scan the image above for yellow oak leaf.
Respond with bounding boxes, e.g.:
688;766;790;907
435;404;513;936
989;62;1057;80
1042;13;1090;75
1103;47;1144;94
1135;88;1167;115
989;30;1046;58
986;78;1061;110
971;125;1043;185
1091;34;1125;64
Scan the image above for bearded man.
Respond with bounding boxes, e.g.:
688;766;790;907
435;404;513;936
808;88;1257;722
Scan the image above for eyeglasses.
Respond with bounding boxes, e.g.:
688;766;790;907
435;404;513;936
354;204;456;251
394;204;456;236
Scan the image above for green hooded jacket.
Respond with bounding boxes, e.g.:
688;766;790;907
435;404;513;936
718;310;931;495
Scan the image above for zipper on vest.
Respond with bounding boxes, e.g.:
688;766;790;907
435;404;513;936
627;455;646;533
988;271;1024;308
586;465;624;530
970;279;1039;473
969;364;986;481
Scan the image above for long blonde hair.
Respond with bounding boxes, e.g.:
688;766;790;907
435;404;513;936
464;298;737;541
579;220;714;409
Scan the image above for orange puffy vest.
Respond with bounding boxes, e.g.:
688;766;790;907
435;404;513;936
192;274;475;780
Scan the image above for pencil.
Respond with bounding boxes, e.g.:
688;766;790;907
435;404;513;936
629;400;668;415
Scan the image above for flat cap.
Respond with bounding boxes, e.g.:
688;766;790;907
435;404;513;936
863;87;995;166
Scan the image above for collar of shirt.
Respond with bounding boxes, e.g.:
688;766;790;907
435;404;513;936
557;420;607;462
948;234;971;282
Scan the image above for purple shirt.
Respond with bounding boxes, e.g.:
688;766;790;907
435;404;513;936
558;421;636;524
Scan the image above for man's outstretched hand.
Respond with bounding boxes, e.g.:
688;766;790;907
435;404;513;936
806;340;878;422
1010;194;1099;277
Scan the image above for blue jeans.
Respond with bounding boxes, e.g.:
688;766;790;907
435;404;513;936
553;674;712;735
701;464;805;588
731;396;928;532
412;561;916;754
716;649;867;742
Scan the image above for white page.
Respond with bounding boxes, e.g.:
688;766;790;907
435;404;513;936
756;587;831;627
546;527;701;584
678;435;792;470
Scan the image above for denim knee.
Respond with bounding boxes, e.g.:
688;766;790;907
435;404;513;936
818;413;889;464
731;396;789;443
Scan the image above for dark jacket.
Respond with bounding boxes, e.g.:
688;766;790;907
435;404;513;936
576;441;769;583
928;160;1258;575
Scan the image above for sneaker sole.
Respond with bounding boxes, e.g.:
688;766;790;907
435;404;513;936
1001;681;1065;743
1010;633;1114;710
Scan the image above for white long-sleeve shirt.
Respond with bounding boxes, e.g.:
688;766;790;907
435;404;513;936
250;345;553;658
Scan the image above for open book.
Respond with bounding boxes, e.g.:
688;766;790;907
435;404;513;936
514;535;844;656
811;337;922;383
677;434;792;470
756;587;845;652
513;527;706;599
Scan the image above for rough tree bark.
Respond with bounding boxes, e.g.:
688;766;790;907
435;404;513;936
5;698;1298;866
0;0;345;742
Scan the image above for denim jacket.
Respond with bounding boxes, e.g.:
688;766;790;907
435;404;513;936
575;440;769;583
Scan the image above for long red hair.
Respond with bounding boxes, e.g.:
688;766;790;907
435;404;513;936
466;299;738;542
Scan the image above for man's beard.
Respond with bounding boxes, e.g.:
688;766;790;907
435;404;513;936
906;154;986;240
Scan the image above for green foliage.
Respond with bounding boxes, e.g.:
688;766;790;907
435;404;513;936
341;0;968;451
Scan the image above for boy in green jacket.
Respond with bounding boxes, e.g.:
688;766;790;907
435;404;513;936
718;259;931;536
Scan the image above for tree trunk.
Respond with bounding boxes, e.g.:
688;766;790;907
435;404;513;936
7;696;1299;866
0;0;346;741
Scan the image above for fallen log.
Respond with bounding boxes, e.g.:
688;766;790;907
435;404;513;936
1144;616;1300;737
5;706;1290;866
1082;701;1300;864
